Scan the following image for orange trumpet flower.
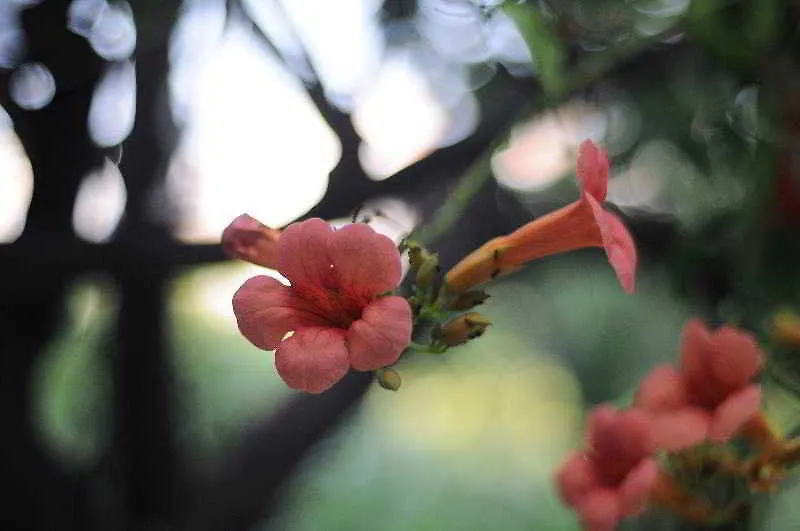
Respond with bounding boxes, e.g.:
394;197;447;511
445;140;637;294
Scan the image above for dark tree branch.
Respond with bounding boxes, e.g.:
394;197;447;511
110;3;184;528
0;2;107;530
181;372;373;531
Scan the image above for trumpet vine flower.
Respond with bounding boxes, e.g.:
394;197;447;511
634;320;765;451
222;213;282;269
231;218;412;393
556;405;659;531
445;140;637;294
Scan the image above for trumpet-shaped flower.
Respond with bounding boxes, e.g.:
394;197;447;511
556;405;659;531
222;213;282;269
634;320;765;451
445;140;636;293
232;218;412;393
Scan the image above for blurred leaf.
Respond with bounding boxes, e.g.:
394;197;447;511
34;279;114;469
688;0;781;69
503;1;566;97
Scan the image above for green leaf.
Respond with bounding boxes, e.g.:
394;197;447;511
688;0;781;69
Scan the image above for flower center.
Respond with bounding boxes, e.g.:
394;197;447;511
295;266;369;328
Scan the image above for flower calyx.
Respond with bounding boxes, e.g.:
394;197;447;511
434;312;492;348
447;289;491;311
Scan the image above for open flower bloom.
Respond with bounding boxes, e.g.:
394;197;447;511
232;218;412;393
222;213;282;269
445;140;636;294
634;320;765;451
556;405;659;531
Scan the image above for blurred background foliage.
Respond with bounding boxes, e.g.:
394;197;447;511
2;0;800;530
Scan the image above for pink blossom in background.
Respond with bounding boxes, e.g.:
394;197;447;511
445;140;637;294
556;405;659;531
231;218;412;393
222;213;282;269
635;320;765;451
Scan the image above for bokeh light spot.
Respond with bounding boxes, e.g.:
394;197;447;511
72;159;127;242
89;60;136;147
88;1;136;61
0;126;33;242
9;62;56;110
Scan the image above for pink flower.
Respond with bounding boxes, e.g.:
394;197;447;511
232;218;412;393
222;213;282;269
445;140;637;294
556;405;659;531
634;320;765;451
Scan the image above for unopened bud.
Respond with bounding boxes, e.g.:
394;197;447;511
221;214;281;268
415;252;440;288
437;312;492;346
773;310;800;346
447;289;490;311
408;245;434;271
375;367;402;391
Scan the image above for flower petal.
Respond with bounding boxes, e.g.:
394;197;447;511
591;407;654;482
232;275;329;350
647;408;709;452
328;223;402;297
709;385;762;443
501;200;602;265
346;296;412;371
680;319;713;385
681;320;765;407
708;326;765;390
586;404;616;447
555;452;599;507
585;195;637;294
618;457;659;516
278;218;335;291
274;326;350;393
576;140;609;201
576;489;620;531
635;365;689;411
591;406;654;459
221;213;281;268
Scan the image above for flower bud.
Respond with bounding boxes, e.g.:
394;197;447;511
407;245;434;271
447;289;490;311
222;214;281;268
415;252;440;288
437;312;492;346
773;310;800;347
375;367;402;391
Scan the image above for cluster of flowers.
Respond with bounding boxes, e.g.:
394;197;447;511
221;140;636;393
556;320;781;530
221;140;800;529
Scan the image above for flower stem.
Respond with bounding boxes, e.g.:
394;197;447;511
410;149;496;247
404;342;447;354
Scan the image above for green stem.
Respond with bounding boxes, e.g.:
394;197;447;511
410;148;497;247
405;342;435;352
404;342;448;354
408;24;686;249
